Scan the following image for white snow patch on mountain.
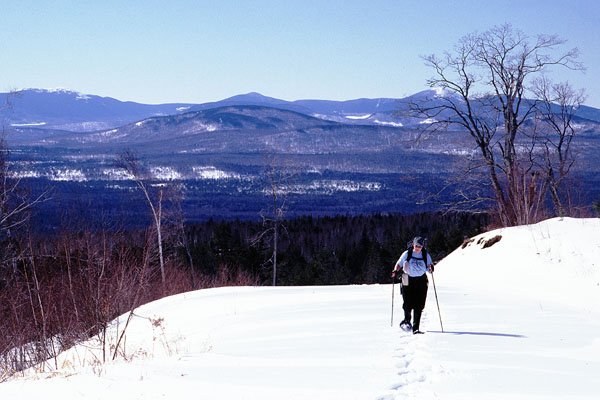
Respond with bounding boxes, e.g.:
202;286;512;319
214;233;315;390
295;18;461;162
26;88;90;99
192;166;240;180
49;168;87;182
9;170;42;179
187;121;218;132
273;179;382;195
374;119;403;127
76;93;91;101
101;168;135;181
27;87;71;94
345;114;372;120
11;167;87;182
432;86;447;97
84;128;128;142
150;166;182;180
10;122;47;127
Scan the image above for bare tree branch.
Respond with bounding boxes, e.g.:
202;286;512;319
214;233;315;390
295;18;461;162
116;150;166;284
417;24;584;226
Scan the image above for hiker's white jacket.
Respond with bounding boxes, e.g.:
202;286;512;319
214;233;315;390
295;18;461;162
394;250;432;277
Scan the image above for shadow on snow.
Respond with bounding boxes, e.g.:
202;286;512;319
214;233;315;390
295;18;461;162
428;330;526;338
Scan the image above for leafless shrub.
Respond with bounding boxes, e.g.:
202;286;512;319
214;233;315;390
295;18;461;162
0;223;259;380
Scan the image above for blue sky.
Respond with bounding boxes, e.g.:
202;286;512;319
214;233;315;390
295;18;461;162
2;0;599;107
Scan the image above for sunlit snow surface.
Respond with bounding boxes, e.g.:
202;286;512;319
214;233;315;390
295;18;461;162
374;119;404;127
10;122;47;127
271;179;382;195
149;166;182;180
192;166;241;180
8;162;382;194
1;217;598;399
345;114;373;120
10;168;88;181
10;165;244;182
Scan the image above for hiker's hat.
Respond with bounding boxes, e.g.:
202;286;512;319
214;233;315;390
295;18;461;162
413;236;424;247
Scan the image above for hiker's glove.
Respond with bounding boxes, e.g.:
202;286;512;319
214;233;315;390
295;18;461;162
427;265;434;273
391;270;398;278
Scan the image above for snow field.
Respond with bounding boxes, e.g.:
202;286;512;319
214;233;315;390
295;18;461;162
0;217;599;399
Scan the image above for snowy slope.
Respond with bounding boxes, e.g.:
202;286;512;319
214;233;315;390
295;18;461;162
0;217;599;399
425;217;600;400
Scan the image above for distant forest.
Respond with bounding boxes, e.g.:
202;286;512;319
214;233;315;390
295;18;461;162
185;211;490;285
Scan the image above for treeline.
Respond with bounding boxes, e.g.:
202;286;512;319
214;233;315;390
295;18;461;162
0;211;488;378
186;211;490;286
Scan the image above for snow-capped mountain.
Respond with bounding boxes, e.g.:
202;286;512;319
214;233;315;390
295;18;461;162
3;88;600;133
0;88;457;133
5;103;463;157
192;90;460;127
0;88;195;131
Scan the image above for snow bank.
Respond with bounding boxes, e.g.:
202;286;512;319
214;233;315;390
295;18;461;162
437;217;600;311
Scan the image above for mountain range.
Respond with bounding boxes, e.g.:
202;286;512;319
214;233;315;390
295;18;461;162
6;88;600;134
0;88;407;131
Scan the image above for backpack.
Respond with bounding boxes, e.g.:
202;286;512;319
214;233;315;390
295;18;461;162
406;239;428;265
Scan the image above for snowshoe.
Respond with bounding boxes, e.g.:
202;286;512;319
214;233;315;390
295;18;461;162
399;320;412;332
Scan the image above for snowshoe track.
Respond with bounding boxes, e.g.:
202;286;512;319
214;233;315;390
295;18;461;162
378;313;436;399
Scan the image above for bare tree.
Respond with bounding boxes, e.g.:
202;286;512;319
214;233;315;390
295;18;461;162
2;92;42;265
419;24;583;226
532;78;586;217
1;140;49;271
116;150;166;283
170;184;198;290
252;159;292;286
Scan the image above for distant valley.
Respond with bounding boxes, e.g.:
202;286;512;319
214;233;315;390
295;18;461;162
2;89;599;229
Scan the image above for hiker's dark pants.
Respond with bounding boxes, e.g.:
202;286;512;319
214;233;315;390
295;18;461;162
402;274;428;331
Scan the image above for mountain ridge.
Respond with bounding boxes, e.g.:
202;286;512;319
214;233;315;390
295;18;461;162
6;88;599;133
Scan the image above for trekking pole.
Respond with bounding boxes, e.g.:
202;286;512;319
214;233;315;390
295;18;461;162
390;274;396;327
431;271;444;332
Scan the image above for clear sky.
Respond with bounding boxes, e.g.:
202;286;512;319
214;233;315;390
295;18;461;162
2;0;599;107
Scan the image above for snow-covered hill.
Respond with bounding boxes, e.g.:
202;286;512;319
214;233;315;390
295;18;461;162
1;217;599;399
0;88;195;131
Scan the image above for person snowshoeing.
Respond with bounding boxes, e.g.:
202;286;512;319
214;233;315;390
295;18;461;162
391;236;434;334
